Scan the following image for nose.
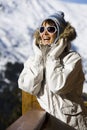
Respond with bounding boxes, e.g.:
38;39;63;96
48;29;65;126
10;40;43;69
43;29;49;35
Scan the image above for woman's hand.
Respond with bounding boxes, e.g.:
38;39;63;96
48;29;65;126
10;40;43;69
33;38;42;62
48;38;67;59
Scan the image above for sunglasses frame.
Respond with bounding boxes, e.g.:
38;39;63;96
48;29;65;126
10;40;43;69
39;26;57;34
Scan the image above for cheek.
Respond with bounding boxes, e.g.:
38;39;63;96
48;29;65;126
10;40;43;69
40;33;43;39
51;34;57;41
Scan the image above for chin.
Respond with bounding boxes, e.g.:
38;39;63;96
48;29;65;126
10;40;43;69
43;42;52;45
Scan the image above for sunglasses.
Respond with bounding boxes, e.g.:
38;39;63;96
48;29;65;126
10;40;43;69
39;26;57;34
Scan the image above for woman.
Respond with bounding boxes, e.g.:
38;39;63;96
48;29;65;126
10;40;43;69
18;11;87;129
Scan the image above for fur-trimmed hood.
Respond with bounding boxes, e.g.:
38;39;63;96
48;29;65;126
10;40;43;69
59;22;77;42
34;22;77;52
34;22;76;42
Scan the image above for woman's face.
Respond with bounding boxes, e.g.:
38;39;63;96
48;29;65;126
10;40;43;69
40;21;57;45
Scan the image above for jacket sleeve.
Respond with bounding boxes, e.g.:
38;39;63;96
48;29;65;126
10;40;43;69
18;56;43;95
46;52;85;94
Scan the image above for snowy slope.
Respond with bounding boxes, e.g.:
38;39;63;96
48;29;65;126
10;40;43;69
0;0;87;92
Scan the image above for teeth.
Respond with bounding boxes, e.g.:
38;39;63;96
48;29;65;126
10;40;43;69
44;38;50;40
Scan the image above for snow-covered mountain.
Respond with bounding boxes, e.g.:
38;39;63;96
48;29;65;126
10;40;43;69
0;0;87;92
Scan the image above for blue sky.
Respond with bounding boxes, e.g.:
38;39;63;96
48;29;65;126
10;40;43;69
61;0;87;4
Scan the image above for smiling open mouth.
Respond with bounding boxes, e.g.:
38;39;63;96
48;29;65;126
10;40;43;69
44;38;50;40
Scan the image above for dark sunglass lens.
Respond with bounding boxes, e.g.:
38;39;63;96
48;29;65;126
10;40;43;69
40;27;44;33
47;27;56;33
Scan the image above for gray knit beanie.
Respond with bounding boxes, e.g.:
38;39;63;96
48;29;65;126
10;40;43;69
41;11;67;43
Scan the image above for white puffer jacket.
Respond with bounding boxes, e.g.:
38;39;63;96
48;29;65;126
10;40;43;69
18;23;87;130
